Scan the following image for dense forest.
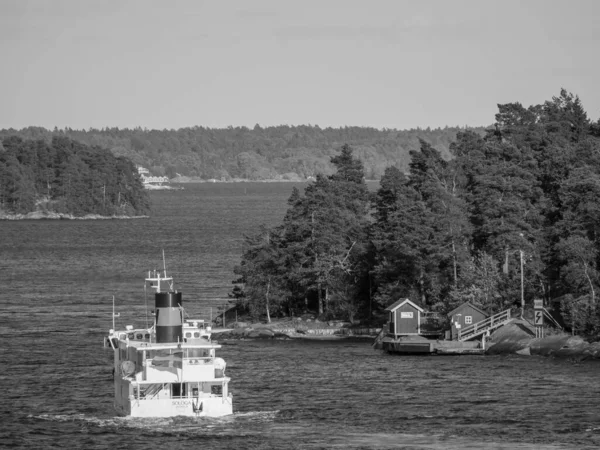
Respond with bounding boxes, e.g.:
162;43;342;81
0;125;485;181
0;135;150;217
233;90;600;337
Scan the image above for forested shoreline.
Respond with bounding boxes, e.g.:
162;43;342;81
0;136;150;217
4;89;600;337
0;125;485;182
233;90;600;339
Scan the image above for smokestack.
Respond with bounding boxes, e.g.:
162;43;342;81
155;292;183;343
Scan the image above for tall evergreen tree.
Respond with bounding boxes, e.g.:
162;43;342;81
234;226;288;322
235;144;370;320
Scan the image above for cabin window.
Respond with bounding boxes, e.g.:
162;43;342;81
185;332;192;338
194;332;200;338
172;383;186;398
211;385;222;395
465;316;472;324
136;333;143;340
144;333;150;339
127;333;134;339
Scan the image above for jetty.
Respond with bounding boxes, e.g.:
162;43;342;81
374;299;514;355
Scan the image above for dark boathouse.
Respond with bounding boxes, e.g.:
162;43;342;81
385;298;424;337
448;302;488;340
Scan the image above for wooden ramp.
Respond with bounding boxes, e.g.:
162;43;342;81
457;308;512;341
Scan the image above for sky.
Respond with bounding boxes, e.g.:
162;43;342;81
1;0;599;131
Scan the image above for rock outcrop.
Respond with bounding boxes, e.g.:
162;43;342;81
212;327;293;340
211;323;381;341
486;321;600;360
0;211;148;220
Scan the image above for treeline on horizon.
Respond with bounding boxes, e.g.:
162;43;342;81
0;135;150;216
0;124;486;182
233;89;600;337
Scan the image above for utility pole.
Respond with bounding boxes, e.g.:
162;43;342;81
520;249;524;319
519;232;525;320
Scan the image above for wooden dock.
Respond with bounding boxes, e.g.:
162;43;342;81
374;303;516;355
379;335;483;355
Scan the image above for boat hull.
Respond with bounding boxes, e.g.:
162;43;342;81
115;395;233;417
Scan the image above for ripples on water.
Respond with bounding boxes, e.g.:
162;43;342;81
1;183;600;449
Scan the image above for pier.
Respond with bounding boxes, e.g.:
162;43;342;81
375;299;515;355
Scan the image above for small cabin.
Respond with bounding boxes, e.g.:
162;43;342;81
448;302;488;340
385;298;424;336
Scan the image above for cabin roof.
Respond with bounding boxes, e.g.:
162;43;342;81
447;302;488;318
385;298;424;313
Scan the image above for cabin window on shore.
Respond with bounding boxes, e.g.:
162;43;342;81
465;316;472;324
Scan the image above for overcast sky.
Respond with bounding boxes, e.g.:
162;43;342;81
2;0;599;131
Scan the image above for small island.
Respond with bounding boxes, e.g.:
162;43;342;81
0;135;150;219
225;89;600;354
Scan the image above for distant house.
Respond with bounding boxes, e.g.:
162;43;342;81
137;166;169;186
448;302;488;340
385;298;424;336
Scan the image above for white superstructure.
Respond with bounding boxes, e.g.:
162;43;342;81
105;269;233;417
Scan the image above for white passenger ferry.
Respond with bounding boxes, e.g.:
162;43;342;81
105;269;233;417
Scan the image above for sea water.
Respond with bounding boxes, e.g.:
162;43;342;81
1;183;599;449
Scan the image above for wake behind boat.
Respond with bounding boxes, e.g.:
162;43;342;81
104;268;233;417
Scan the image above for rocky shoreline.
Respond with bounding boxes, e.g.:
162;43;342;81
212;320;600;360
212;320;381;341
0;211;149;220
485;321;600;360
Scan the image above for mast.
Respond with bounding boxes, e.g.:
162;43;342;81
144;282;149;329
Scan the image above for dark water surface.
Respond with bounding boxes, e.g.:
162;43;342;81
1;183;599;449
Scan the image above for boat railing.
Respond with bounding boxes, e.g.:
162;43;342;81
184;357;214;365
141;383;163;399
137;380;227;401
419;312;445;335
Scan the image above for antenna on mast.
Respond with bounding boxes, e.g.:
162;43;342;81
161;249;174;291
112;296;120;329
